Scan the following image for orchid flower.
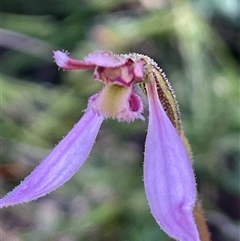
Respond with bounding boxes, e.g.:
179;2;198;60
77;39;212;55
0;50;200;241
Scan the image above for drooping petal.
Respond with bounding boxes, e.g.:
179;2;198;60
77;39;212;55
0;110;104;208
54;51;96;70
144;80;200;241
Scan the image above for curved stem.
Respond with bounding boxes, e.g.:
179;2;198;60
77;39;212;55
194;198;211;241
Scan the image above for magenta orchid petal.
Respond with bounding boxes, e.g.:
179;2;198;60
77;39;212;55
54;50;96;70
84;51;128;67
0;110;103;208
133;60;145;79
144;80;199;241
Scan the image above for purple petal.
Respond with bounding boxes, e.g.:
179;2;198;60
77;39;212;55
144;80;200;241
54;51;96;70
84;51;128;67
0;110;103;208
133;60;145;79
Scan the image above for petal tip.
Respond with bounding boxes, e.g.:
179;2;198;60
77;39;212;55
53;50;69;69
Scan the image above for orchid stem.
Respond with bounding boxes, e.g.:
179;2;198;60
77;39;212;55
194;198;212;241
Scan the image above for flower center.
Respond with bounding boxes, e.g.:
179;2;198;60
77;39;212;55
94;65;134;86
88;83;144;122
89;61;146;122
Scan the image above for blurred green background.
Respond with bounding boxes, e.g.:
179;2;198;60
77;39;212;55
1;0;239;240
